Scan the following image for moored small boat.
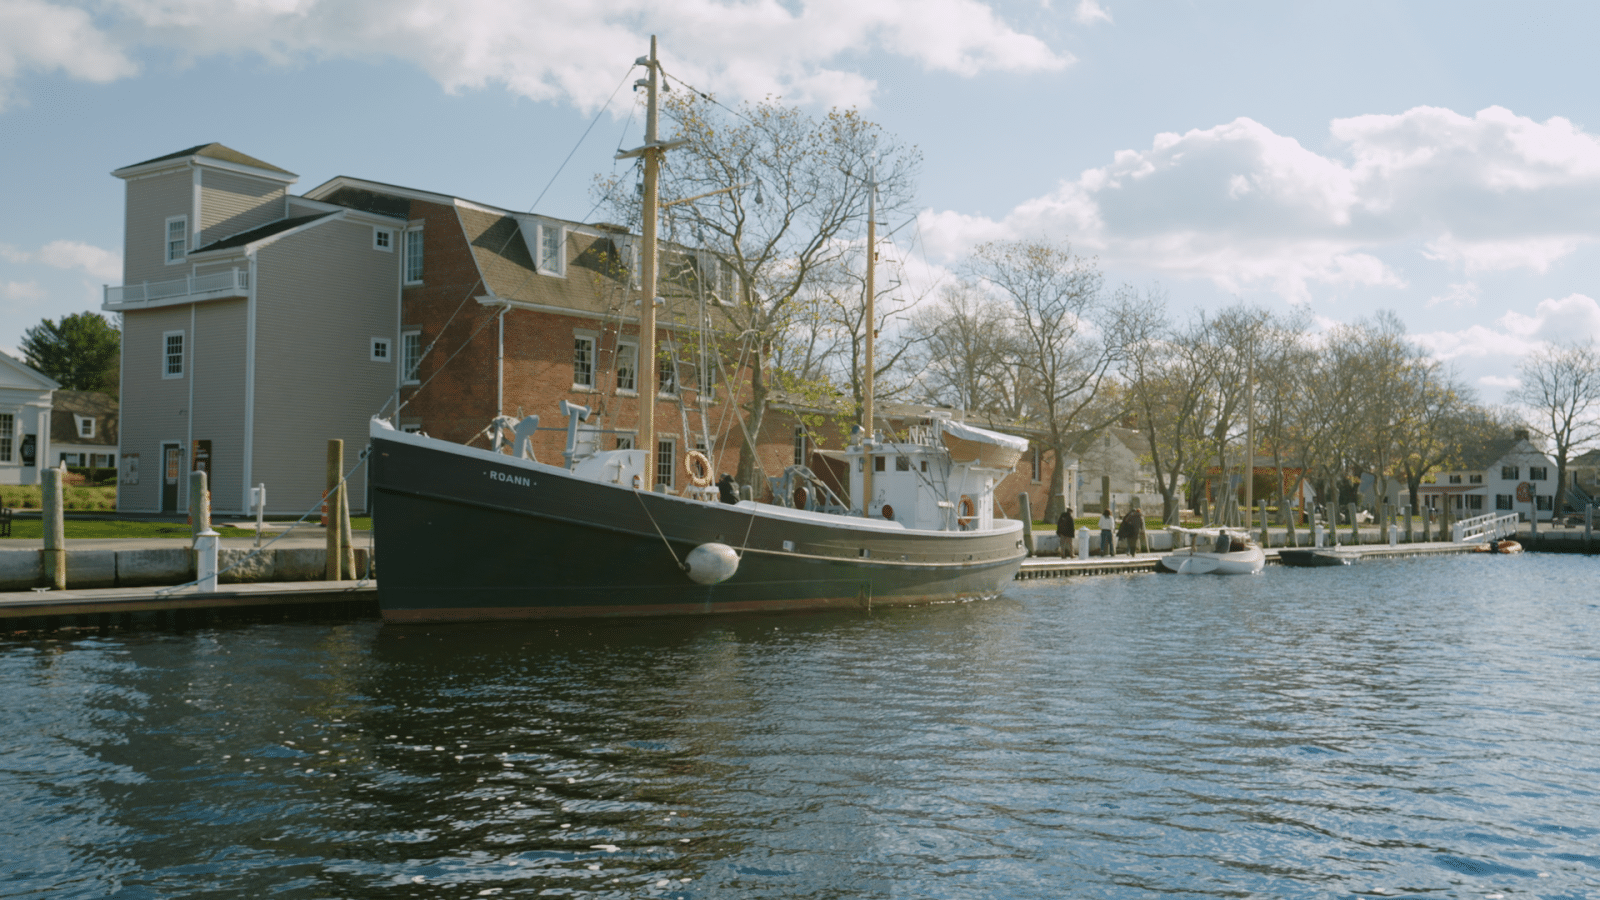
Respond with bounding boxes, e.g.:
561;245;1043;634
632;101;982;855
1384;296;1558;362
1473;539;1523;554
1278;548;1358;567
1157;528;1265;575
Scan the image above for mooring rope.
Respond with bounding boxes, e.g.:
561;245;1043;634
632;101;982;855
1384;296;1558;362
632;489;687;572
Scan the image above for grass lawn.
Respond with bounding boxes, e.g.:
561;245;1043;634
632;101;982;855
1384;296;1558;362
2;519;259;540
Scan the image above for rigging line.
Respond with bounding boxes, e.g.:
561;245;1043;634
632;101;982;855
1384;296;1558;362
387;64;639;420
632;490;686;572
526;67;637;216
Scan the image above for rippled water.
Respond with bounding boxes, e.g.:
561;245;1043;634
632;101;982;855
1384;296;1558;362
4;553;1600;899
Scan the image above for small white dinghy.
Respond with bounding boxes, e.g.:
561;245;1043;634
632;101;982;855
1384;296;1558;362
1158;527;1265;575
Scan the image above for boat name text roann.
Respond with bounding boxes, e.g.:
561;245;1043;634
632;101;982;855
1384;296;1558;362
488;470;534;487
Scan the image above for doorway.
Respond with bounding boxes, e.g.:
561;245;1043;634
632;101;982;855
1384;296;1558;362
161;443;183;513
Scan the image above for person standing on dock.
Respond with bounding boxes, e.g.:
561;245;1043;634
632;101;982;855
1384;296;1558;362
1118;507;1145;557
1098;509;1115;556
1056;507;1075;558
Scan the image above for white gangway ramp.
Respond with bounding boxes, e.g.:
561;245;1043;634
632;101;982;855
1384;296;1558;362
1452;512;1520;544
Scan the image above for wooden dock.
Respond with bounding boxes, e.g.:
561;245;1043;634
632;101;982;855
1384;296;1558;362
1017;541;1474;579
0;580;378;633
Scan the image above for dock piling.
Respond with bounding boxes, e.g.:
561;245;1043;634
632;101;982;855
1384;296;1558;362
42;464;66;590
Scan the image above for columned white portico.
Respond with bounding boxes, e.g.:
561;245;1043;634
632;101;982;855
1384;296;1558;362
0;352;59;486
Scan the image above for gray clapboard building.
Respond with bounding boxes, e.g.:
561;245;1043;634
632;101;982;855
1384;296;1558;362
105;144;404;515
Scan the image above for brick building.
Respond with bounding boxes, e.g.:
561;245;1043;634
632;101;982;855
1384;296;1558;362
107;144;1051;519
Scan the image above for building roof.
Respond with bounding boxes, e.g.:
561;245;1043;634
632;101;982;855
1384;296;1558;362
195;213;336;252
118;142;296;176
0;350;59;391
49;390;118;447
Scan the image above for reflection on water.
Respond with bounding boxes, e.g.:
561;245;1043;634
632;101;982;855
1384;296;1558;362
4;553;1600;898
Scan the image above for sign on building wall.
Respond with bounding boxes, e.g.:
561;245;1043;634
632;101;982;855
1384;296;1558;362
192;440;211;475
122;452;140;485
20;434;35;467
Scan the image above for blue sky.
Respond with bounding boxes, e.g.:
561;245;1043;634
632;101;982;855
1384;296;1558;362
3;0;1598;404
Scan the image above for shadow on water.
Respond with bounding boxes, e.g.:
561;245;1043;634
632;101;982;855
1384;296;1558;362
4;555;1600;898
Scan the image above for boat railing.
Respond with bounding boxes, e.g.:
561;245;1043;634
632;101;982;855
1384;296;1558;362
1452;512;1519;543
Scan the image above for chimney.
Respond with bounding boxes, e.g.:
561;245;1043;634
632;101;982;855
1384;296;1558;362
1513;428;1529;441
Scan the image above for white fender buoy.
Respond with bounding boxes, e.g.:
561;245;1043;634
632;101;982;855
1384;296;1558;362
684;542;739;585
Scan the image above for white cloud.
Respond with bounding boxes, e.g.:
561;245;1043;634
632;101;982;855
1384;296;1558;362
919;106;1600;301
1428;281;1479;309
1;239;122;280
0;0;1067;111
1073;0;1112;25
3;280;48;303
0;0;137;109
1411;294;1600;369
1478;374;1519;390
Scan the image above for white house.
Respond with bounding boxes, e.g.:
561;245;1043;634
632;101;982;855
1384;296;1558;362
0;352;58;485
1076;427;1174;514
1420;430;1559;522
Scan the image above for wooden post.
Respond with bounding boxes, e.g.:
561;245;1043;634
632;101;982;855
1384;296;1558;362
340;472;356;578
326;439;344;582
1348;502;1360;545
1423;506;1432;542
1403;505;1413;543
1286;500;1297;548
1258;500;1268;547
189;470;210;538
1018;493;1035;556
42;465;66;590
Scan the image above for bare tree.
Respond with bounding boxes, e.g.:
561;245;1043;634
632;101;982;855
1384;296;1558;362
967;239;1122;521
599;94;919;488
1513;340;1600;513
902;280;1024;416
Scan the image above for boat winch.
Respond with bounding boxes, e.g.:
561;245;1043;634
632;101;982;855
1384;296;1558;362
685;542;740;585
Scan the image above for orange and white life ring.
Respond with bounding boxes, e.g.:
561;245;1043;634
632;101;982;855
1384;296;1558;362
684;450;713;487
957;495;976;529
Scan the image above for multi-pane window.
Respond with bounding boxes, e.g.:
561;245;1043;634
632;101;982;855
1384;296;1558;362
615;435;634;450
656;438;675;488
1466;495;1484;510
657;350;677;395
1469;474;1482;484
371;338;390;362
402;331;421;383
1448;474;1462;484
1530;466;1548;481
1496;494;1514;510
793;426;807;466
163;331;184;378
1032;448;1042;482
616;341;637;392
404;228;424;283
0;413;13;462
1502;465;1519;480
574;335;596;388
77;416;94;438
373;228;392;251
166;217;187;263
1536;495;1553;510
539;222;566;276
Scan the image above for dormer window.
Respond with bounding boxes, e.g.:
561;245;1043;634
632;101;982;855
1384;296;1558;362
538;222;566;276
166;216;188;264
76;415;95;439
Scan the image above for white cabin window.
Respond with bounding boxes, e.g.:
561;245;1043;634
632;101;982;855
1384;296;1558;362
165;216;187;264
573;334;596;389
163;330;185;379
616;341;638;393
76;415;95;439
401;331;421;384
373;228;393;251
538;222;566;276
404;228;424;283
371;337;391;363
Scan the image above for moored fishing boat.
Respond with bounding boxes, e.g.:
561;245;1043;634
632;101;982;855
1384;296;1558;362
367;38;1029;622
1278;548;1358;567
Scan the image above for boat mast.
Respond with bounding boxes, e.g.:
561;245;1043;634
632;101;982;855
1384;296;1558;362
1243;347;1254;529
619;37;667;490
861;173;876;515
